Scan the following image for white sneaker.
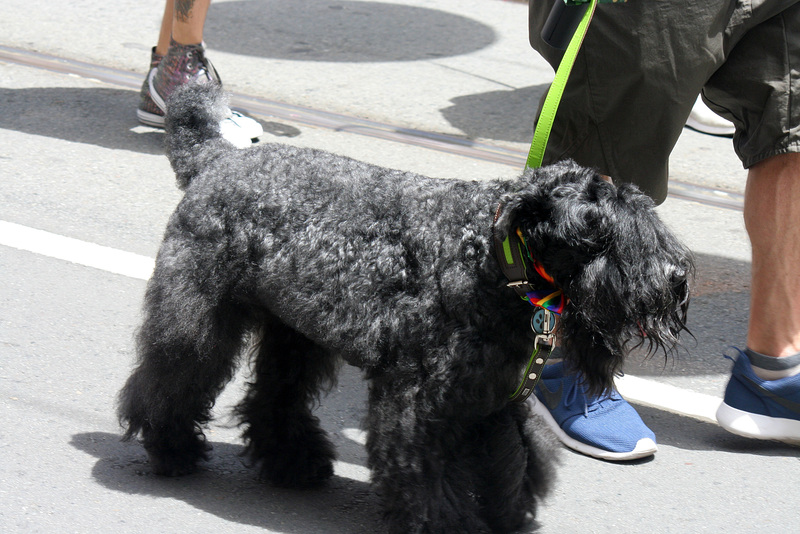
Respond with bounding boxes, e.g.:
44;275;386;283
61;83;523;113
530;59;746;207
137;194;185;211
685;96;735;137
219;110;263;149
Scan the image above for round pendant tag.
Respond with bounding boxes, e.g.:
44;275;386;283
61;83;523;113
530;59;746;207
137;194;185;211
531;308;557;335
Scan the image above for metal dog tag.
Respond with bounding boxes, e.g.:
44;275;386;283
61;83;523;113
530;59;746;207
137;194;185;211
531;308;557;350
531;308;557;335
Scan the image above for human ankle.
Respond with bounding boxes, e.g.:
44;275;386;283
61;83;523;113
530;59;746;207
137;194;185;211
167;37;204;52
744;347;800;380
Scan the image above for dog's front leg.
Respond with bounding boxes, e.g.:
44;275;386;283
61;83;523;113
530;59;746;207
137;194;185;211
467;403;559;532
365;373;493;534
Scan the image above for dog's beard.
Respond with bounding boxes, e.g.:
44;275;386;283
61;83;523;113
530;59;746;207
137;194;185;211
554;224;692;395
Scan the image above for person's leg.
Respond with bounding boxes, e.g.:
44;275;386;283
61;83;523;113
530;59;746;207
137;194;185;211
155;0;210;54
170;0;211;47
139;0;219;126
700;0;800;442
525;0;733;460
155;0;174;56
138;0;261;143
745;153;800;359
715;154;800;443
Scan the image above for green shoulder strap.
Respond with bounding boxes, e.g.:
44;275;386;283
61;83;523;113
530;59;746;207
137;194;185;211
526;0;598;169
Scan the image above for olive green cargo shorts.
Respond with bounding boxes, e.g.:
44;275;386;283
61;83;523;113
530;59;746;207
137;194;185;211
528;0;800;203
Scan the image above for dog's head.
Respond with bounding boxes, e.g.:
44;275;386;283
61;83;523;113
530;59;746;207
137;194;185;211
496;160;693;394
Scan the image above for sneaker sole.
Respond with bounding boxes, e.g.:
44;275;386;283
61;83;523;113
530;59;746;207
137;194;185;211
136;108;165;128
138;67;166;127
716;402;800;445
528;397;657;461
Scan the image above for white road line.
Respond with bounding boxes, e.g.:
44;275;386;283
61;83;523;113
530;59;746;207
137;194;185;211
0;221;154;280
342;427;368;445
615;374;720;424
334;460;371;483
1;221;723;424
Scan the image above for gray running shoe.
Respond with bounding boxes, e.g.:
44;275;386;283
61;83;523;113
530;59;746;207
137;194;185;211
137;40;220;127
136;41;262;146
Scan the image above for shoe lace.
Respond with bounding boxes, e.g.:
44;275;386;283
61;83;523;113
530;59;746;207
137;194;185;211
723;346;745;364
192;50;221;84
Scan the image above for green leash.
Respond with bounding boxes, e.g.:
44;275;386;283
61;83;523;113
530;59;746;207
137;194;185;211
508;0;599;402
526;0;598;169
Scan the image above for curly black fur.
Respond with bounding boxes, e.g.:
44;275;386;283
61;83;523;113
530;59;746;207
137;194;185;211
117;83;692;533
494;167;693;394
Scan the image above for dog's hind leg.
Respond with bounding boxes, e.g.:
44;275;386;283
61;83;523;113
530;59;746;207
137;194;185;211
117;264;251;476
236;317;338;488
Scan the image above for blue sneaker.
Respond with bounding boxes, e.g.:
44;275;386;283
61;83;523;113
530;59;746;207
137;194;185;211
716;349;800;445
529;362;657;461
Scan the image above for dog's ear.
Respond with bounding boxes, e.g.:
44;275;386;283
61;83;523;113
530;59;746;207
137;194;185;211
494;165;565;240
494;190;539;240
501;165;618;281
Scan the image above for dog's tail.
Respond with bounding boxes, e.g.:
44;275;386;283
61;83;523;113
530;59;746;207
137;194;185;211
164;82;232;189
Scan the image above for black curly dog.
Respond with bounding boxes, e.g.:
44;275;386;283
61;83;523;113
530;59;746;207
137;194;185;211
118;83;692;533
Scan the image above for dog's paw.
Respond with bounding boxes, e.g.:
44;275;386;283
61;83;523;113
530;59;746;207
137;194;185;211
143;431;212;477
148;450;203;477
244;421;337;488
259;451;335;488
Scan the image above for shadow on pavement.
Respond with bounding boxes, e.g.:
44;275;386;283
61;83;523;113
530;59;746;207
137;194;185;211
206;0;496;62
71;431;382;533
0;87;299;155
1;87;163;154
440;85;549;144
635;405;800;457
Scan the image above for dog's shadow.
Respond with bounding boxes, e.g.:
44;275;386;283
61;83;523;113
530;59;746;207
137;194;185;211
70;431;383;533
72;364;383;532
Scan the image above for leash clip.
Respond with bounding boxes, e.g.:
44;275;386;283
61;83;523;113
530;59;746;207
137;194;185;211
509;309;558;403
